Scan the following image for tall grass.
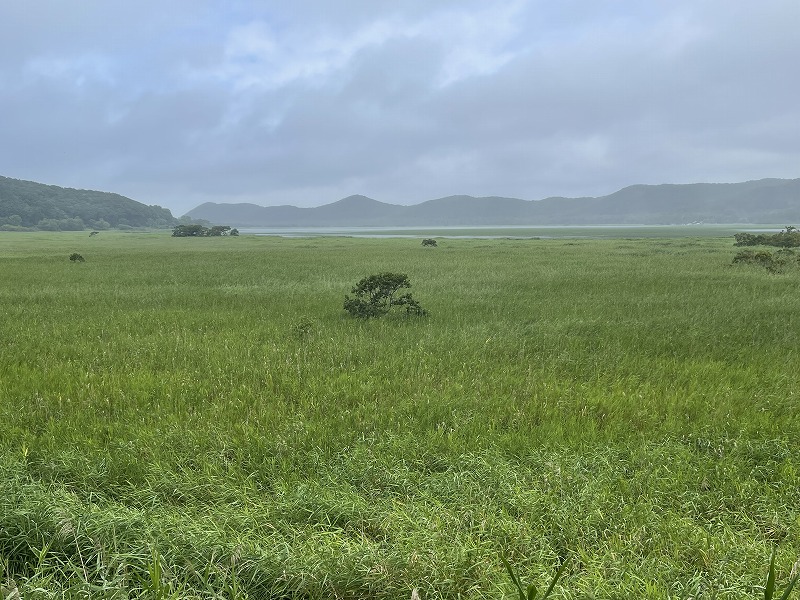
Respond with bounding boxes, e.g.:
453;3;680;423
1;231;798;598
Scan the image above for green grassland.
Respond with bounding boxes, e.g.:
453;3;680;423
1;232;798;599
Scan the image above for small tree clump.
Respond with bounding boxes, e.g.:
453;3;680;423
422;238;437;247
69;253;85;262
208;225;231;236
172;224;237;237
734;226;800;248
344;272;428;318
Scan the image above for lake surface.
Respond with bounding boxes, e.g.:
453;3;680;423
238;224;784;239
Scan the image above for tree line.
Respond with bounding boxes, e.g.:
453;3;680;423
172;224;239;237
733;226;800;248
0;175;177;230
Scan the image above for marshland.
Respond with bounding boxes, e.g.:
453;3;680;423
1;231;798;598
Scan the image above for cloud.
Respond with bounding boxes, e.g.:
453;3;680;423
0;1;798;215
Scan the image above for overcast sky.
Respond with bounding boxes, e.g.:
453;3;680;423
1;1;798;216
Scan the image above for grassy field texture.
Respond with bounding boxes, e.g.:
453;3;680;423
1;232;798;599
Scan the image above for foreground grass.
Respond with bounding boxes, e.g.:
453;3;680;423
1;231;798;598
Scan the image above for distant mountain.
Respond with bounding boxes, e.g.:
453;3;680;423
187;194;405;228
0;176;177;230
185;178;800;227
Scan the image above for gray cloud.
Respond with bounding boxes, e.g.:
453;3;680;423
1;1;798;215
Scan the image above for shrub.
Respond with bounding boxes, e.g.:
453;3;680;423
734;227;800;248
422;238;437;247
172;224;208;237
69;253;85;262
208;225;231;236
172;224;237;237
343;272;428;318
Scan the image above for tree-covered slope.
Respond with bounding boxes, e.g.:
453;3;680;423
0;176;177;230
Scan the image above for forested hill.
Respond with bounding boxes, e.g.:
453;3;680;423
0;176;176;230
186;178;800;227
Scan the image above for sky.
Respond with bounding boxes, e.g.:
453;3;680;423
1;1;798;216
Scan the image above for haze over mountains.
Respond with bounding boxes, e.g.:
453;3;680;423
186;178;800;227
2;175;799;229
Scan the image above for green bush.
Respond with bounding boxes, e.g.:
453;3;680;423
734;227;800;248
343;272;428;318
172;224;236;237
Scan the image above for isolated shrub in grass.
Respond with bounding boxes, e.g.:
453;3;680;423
343;272;428;318
422;238;437;247
69;253;85;262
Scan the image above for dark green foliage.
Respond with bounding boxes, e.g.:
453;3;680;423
68;253;84;262
172;224;236;237
734;227;800;248
172;224;208;237
208;225;231;236
0;214;22;227
230;228;240;236
37;217;85;231
343;272;428;318
0;175;176;229
733;249;797;273
422;238;438;247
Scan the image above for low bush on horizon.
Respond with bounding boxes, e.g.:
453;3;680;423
1;231;799;598
734;226;800;248
172;223;239;237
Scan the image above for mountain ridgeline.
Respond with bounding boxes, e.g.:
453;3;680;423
0;176;176;230
186;178;800;227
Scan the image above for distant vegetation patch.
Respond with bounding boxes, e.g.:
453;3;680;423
0;175;176;230
68;253;85;262
171;224;239;237
734;226;800;248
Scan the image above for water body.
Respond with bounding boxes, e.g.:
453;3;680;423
238;224;783;239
